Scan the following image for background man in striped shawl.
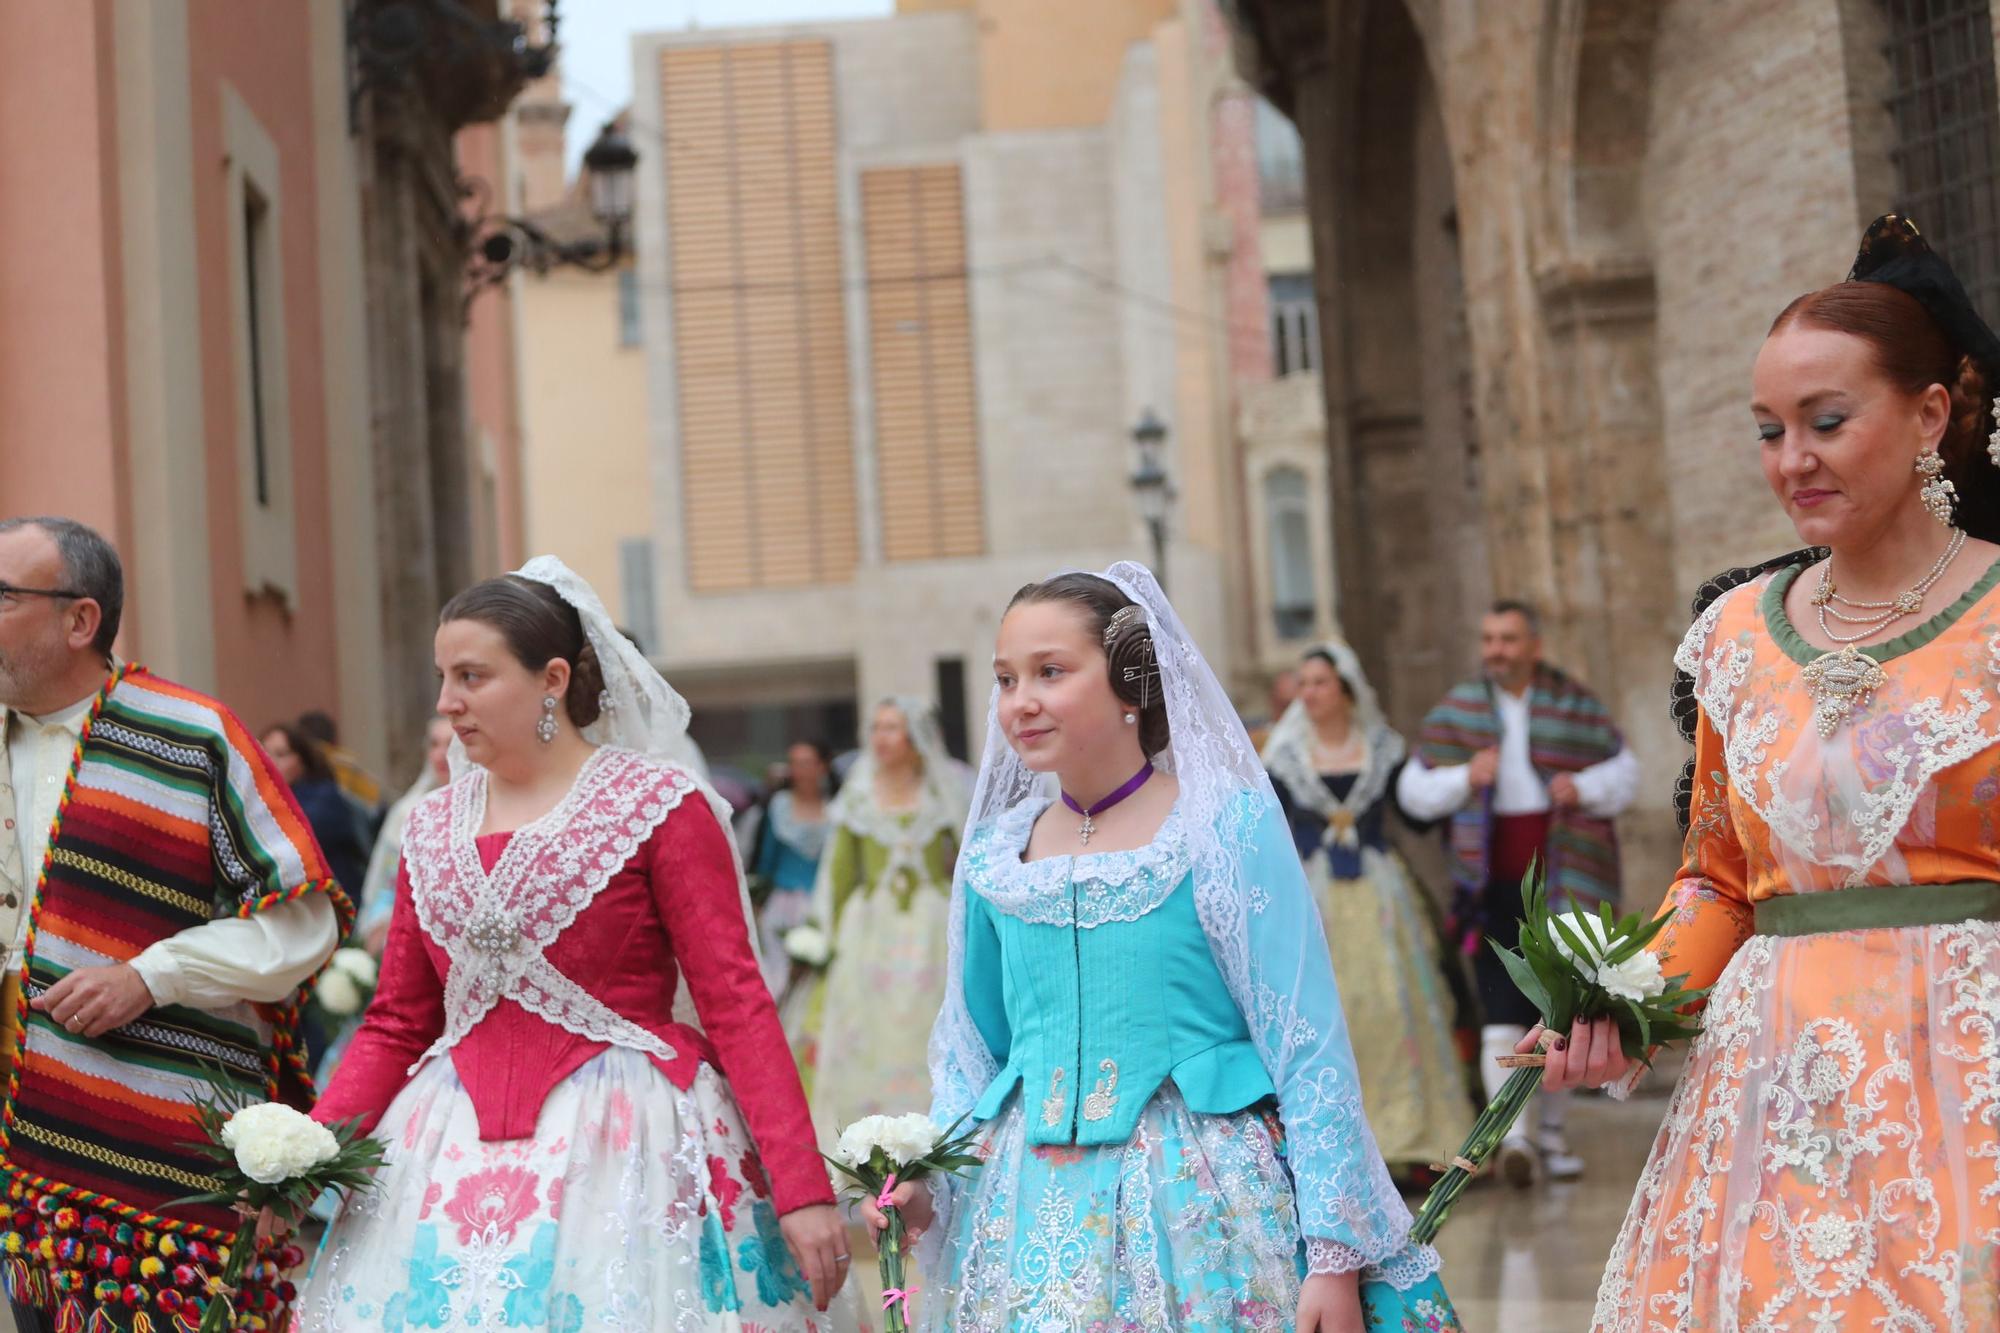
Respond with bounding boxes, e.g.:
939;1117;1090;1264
0;517;344;1333
1397;599;1639;1188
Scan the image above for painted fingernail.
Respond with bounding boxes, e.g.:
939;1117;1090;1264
1551;1036;1567;1051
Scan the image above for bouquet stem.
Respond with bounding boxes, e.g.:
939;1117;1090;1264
199;1211;258;1333
876;1204;910;1333
1408;1064;1545;1245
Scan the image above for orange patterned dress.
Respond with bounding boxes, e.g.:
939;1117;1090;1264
1596;559;2000;1333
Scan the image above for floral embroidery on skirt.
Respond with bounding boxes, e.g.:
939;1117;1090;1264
296;1048;860;1332
921;1083;1461;1333
1595;923;2000;1332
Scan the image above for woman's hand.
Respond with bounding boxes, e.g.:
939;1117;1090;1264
1522;1017;1633;1092
857;1178;935;1250
1297;1270;1364;1333
777;1203;850;1311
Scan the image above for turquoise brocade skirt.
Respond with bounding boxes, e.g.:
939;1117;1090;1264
919;1083;1461;1332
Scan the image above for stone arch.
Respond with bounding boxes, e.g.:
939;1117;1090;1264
1530;0;1683;889
1301;0;1485;730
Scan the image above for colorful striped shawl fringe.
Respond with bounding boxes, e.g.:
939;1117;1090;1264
1417;665;1623;907
0;667;336;1326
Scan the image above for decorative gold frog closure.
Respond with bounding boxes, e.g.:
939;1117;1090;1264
1082;1059;1120;1122
1040;1066;1067;1128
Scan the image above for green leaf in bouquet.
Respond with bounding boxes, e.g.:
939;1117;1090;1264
1547;912;1601;971
1492;943;1552;1018
1520;939;1579;1029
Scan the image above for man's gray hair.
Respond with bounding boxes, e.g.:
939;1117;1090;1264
0;517;124;655
1489;598;1541;637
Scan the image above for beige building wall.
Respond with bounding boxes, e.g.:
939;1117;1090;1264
517;266;652;623
627;7;1260;748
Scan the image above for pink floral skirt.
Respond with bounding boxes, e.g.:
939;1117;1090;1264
295;1047;861;1332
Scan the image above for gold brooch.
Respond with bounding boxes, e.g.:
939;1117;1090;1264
1801;645;1886;737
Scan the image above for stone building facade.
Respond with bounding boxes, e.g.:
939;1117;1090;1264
1228;0;2000;897
628;1;1276;765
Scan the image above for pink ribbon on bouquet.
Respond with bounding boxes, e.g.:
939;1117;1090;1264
876;1173;898;1211
882;1288;913;1312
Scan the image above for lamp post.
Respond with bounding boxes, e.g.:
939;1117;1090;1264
464;120;639;299
1129;409;1173;591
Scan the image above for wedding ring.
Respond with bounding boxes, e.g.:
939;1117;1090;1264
835;1254;851;1265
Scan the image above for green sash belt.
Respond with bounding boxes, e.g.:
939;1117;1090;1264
1754;881;2000;937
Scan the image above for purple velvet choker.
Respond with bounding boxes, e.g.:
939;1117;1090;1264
1060;763;1154;845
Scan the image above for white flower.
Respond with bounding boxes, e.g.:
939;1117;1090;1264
784;925;832;968
1547;912;1615;968
329;947;378;988
1595;950;1666;1003
315;968;364;1017
832;1112;940;1170
1549;911;1666;1003
219;1103;341;1186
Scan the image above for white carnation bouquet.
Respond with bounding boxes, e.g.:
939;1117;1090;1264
782;923;834;970
311;946;379;1020
825;1112;981;1333
1409;864;1705;1243
173;1067;386;1332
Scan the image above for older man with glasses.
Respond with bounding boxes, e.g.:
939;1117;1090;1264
0;516;348;1333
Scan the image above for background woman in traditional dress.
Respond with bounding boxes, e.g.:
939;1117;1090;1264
806;697;964;1129
1537;215;2000;1331
753;739;834;998
300;559;854;1331
1262;641;1472;1178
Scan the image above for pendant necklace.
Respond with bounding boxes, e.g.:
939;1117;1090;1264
1802;530;1965;736
1061;763;1155;846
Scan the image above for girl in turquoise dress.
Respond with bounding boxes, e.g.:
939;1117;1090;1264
866;564;1459;1332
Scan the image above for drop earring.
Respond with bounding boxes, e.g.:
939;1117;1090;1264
1917;449;1958;527
537;696;559;744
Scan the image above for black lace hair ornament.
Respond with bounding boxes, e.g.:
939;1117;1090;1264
1848;214;2000;380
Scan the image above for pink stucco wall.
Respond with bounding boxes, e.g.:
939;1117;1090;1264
184;0;341;731
0;1;129;582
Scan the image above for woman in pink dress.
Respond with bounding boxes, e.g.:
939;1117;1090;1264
297;557;856;1332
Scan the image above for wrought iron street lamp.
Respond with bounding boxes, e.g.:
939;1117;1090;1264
464;120;638;298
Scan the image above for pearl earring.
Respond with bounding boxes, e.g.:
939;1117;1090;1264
1124;712;1137;725
537;696;559;744
1917;449;1958;528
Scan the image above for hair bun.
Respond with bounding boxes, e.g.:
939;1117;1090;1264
566;637;606;729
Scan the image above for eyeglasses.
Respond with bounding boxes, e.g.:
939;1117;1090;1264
0;582;85;609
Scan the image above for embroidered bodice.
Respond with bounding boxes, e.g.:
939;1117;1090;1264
1654;560;2000;1001
956;798;1271;1146
313;748;832;1214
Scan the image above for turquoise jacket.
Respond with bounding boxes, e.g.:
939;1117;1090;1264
933;785;1429;1281
960;801;1274;1144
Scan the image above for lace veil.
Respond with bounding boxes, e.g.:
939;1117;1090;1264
928;562;1426;1282
1261;639;1408;833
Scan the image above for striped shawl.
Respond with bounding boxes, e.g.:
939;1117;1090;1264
1417;663;1623;909
0;666;350;1328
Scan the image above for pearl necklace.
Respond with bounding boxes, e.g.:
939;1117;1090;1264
1811;529;1965;645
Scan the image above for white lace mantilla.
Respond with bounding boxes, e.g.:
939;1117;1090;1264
403;746;697;1072
1677;579;2000;887
967;799;1191;927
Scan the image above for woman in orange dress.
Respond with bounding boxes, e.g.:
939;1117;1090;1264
1536;215;2000;1332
